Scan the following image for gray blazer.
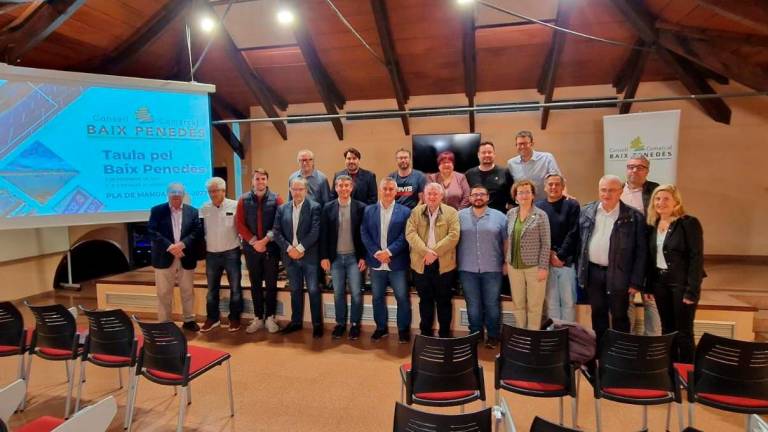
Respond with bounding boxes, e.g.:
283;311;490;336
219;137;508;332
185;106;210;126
506;206;551;269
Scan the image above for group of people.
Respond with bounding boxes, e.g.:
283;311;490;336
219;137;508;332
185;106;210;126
148;130;704;361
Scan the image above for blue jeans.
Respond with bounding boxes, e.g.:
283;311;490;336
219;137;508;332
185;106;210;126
205;248;243;321
370;269;411;331
286;260;322;326
546;265;577;322
331;253;363;326
459;271;502;338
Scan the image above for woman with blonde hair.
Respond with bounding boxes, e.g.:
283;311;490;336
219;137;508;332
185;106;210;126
506;179;550;329
646;184;704;362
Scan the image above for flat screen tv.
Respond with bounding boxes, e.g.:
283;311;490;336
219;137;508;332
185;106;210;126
412;133;481;174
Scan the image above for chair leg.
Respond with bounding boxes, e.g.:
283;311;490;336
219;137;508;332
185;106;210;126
126;374;140;432
65;360;71;383
173;386;177;396
17;354;25;380
571;396;578;429
177;385;187;432
118;368;123;389
688;401;694;428
642;405;648;431
460;404;465;414
186;383;192;405
746;414;752;432
400;382;404;403
594;399;602;432
677;402;684;432
123;367;135;430
64;359;77;418
20;354;33;410
558;397;564;425
226;359;234;417
75;360;87;413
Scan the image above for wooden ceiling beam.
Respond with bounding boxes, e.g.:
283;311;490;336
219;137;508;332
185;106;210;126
370;0;410;136
0;0;85;64
656;21;768;47
618;41;650;114
696;0;768;34
198;2;287;140
461;5;476;133
538;2;571;130
211;103;245;160
291;3;345;140
612;38;645;94
611;0;732;124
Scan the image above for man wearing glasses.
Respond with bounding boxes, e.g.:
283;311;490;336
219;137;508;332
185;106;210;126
289;149;331;206
457;185;507;348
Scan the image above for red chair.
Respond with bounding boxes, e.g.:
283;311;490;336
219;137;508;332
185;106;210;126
495;325;577;428
684;333;768;431
16;395;117;432
0;302;28;383
400;333;485;412
126;318;234;432
24;302;84;418
75;307;140;429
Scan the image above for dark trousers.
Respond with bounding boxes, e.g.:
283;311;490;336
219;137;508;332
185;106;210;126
587;263;630;349
653;274;697;363
206;248;243;321
244;248;279;319
415;261;455;337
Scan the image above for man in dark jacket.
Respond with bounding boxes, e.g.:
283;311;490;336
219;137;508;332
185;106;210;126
274;177;323;337
570;175;647;347
148;182;202;331
320;175;367;340
330;147;378;205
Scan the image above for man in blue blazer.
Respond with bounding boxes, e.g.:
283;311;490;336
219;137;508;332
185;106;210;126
361;177;412;343
148;183;203;331
273;177;323;337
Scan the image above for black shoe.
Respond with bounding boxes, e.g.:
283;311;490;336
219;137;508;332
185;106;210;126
332;324;345;339
371;329;389;342
280;322;303;334
348;324;361;340
420;330;435;337
485;337;499;349
438;331;452;338
313;325;324;338
182;321;200;332
398;330;410;344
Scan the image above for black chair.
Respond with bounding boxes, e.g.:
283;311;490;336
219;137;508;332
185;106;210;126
685;333;768;431
392;402;491;432
127;318;233;432
495;325;577;428
400;333;485;411
75;307;139;429
529;416;581;432
0;302;28;382
584;329;683;432
24;302;83;418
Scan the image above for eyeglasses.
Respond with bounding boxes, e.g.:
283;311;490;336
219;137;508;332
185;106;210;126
515;190;533;196
626;164;648;171
168;190;184;196
470;193;488;198
299;158;313;162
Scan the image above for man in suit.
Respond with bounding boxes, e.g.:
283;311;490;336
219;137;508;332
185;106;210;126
274;177;323;337
330;147;378;205
320;175;367;340
361;177;412;343
148;182;202;331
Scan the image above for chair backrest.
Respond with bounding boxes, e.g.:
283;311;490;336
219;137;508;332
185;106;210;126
0;379;25;424
498;325;571;390
134;318;188;377
530;416;580;432
393;402;491;432
82;307;135;360
0;302;24;349
692;332;768;400
410;333;483;395
25;302;77;351
598;329;676;392
52;395;117;432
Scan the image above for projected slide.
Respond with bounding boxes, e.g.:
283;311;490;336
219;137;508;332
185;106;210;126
0;77;212;228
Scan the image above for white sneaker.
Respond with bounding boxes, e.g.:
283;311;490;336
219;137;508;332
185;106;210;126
265;316;280;333
246;319;264;334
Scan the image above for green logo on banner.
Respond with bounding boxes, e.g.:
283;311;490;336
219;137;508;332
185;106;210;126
629;136;644;151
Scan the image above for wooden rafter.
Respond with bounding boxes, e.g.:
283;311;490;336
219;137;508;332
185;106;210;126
656;21;768;48
617;41;650;114
199;3;287;140
696;0;768;35
538;1;571;130
291;3;345;140
211;100;245;160
611;0;732;124
0;0;85;64
461;4;477;133
612;38;645;93
370;0;410;135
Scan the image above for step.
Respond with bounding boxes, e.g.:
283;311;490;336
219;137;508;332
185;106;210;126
754;310;768;333
730;292;768;310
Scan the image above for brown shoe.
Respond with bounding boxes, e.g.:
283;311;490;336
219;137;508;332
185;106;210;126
200;319;220;333
228;319;241;332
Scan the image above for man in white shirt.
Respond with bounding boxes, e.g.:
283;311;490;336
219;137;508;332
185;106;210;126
506;130;562;202
574;175;647;348
200;177;243;333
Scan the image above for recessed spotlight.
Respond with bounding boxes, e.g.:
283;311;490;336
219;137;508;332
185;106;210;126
457;0;475;5
276;9;295;25
200;16;216;33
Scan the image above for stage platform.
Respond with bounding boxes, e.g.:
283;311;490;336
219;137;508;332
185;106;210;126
95;261;758;340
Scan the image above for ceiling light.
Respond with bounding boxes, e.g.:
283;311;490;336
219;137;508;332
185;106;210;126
200;16;216;33
276;9;295;25
457;0;475;5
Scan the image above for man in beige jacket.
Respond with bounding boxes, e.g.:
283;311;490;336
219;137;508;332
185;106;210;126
406;182;460;337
